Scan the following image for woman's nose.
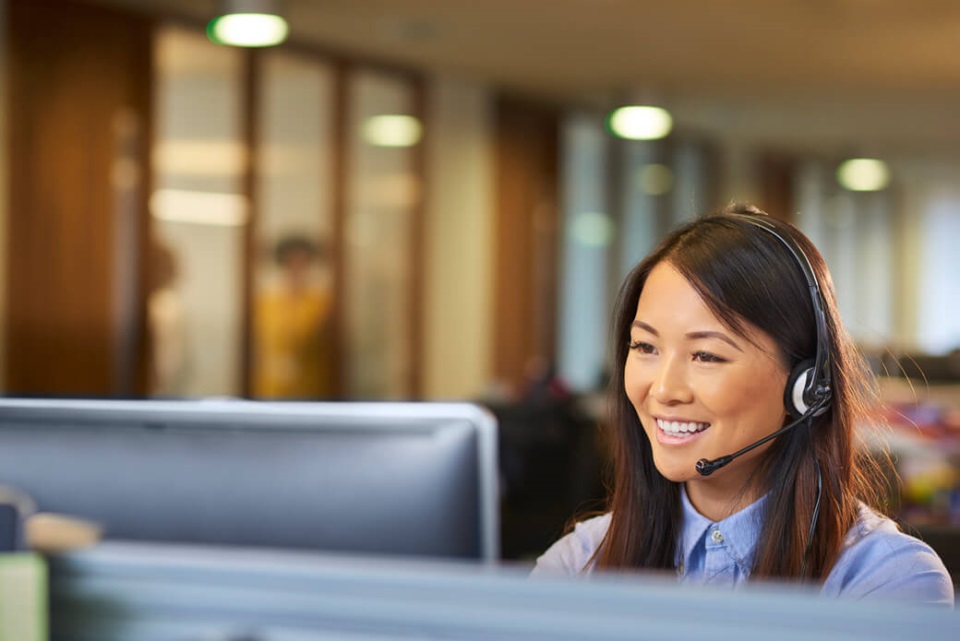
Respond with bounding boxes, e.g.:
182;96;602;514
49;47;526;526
650;355;693;405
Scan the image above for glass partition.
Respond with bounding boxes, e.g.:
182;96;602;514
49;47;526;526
150;25;245;397
251;51;337;399
794;162;895;348
557;120;717;392
558;114;611;392
344;70;420;399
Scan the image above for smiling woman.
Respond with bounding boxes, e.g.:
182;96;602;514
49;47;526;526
531;204;954;606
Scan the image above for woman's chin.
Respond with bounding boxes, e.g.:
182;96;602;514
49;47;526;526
652;459;698;484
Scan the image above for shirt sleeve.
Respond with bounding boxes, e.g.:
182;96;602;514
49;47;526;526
529;513;611;578
822;509;955;607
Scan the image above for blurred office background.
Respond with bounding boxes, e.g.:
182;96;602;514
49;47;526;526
1;0;959;560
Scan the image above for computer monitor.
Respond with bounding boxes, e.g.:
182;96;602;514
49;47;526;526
0;398;499;561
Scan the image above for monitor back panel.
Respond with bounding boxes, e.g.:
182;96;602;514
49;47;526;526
0;400;498;560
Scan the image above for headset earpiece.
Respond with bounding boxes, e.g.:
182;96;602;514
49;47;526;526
784;359;829;419
785;360;814;418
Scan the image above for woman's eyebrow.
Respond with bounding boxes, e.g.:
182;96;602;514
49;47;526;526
631;320;743;352
631;320;657;335
632;321;743;352
686;331;743;352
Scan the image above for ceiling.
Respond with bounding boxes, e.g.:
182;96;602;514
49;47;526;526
89;0;960;154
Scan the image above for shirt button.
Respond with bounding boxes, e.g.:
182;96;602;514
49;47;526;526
711;529;724;543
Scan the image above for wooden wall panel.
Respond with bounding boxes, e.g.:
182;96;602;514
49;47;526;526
408;76;428;398
758;152;797;223
493;97;560;391
5;0;152;395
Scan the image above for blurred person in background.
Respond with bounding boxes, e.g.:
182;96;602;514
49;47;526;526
532;204;953;605
148;240;188;397
253;234;335;399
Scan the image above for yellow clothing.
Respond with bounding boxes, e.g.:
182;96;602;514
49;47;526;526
254;286;334;399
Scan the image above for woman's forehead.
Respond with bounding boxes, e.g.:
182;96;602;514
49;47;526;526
635;263;722;326
634;262;781;355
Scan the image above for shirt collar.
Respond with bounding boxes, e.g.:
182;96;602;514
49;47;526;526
679;485;768;571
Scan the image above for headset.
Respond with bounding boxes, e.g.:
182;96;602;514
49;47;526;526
695;213;834;477
691;212;833;573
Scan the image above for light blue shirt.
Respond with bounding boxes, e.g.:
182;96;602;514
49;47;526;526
531;487;955;606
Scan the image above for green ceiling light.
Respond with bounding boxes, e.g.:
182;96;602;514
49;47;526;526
608;105;673;140
208;0;289;48
836;158;890;192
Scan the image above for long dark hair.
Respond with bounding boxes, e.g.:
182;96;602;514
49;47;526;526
596;204;883;581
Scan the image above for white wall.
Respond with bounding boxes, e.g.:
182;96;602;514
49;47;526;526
891;158;960;354
422;76;495;399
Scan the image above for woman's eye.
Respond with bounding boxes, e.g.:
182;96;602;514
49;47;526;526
629;341;656;354
692;351;725;363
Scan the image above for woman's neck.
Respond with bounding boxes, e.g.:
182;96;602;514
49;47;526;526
684;476;762;522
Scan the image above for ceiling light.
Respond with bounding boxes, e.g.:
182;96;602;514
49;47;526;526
362;115;423;148
608;105;673;140
637;163;674;195
836;158;890;192
208;0;289;48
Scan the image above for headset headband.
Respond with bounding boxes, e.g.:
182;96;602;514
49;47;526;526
728;213;833;410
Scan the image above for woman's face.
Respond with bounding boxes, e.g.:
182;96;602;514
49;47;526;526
624;261;789;495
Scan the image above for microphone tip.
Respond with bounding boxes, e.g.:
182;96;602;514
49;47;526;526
695;458;714;476
696;456;732;477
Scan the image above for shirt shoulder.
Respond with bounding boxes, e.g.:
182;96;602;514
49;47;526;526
530;513;611;577
822;505;954;606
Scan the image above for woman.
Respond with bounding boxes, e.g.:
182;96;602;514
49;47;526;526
532;204;953;605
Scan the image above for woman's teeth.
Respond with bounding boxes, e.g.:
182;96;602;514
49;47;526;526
656;419;710;435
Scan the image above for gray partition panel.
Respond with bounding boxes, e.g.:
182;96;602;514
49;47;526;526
48;542;960;641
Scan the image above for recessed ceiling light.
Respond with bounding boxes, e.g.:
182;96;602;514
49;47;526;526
208;0;289;48
836;158;890;192
608;105;673;140
362;115;423;148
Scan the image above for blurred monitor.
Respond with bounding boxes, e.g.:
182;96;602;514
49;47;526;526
48;541;959;641
882;351;960;383
0;398;498;561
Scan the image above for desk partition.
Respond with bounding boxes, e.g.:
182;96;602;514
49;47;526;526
47;541;959;641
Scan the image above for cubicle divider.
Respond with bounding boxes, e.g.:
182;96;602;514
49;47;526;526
48;541;959;641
